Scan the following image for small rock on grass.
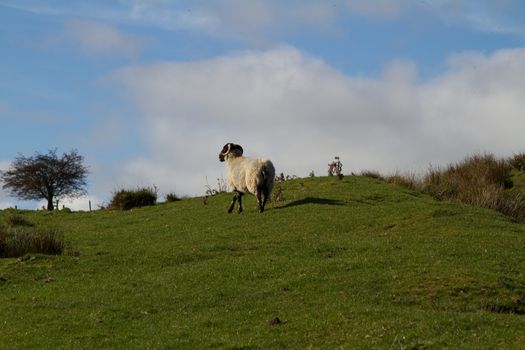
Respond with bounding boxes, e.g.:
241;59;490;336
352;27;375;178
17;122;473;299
267;317;286;325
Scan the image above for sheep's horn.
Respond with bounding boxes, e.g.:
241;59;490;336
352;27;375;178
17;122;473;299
221;143;232;156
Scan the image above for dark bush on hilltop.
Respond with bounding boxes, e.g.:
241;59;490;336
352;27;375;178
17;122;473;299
165;193;181;202
0;222;65;258
385;153;525;222
360;170;384;180
423;153;512;205
108;187;157;210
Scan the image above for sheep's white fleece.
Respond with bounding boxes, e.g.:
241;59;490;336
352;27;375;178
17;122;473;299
225;156;275;195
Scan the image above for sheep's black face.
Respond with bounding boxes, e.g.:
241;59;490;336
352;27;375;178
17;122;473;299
219;143;243;162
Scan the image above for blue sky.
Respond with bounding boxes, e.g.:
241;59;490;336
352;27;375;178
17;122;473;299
1;0;525;210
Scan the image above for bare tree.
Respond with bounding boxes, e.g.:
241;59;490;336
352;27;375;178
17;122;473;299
1;149;88;211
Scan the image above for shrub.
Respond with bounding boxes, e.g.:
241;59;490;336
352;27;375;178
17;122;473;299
418;153;525;221
510;152;525;171
108;187;157;210
499;191;525;222
381;152;525;222
0;225;65;258
422;154;512;203
360;170;384;180
205;176;228;196
165;193;181;202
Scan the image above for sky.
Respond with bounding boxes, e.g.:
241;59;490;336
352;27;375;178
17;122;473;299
1;0;525;210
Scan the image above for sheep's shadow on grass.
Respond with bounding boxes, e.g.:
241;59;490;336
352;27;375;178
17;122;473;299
276;197;344;209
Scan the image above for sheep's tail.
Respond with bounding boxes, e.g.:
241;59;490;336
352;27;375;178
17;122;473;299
260;161;275;194
261;168;268;181
260;168;269;189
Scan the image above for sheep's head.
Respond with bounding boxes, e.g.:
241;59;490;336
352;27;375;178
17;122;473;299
219;143;243;162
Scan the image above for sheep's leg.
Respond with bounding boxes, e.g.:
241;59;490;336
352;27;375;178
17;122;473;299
228;192;238;213
237;193;244;214
256;189;263;213
257;187;269;213
260;187;269;213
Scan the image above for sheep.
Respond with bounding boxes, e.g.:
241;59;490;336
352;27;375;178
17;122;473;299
218;143;275;213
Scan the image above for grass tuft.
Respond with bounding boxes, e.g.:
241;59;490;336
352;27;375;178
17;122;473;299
381;153;525;222
421;153;525;221
386;172;420;191
0;225;65;258
4;213;34;227
423;153;512;200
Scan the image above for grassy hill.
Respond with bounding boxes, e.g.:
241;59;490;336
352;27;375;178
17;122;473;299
1;176;524;349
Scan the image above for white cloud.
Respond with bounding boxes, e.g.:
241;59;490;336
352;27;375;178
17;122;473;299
63;19;142;57
418;48;525;160
126;1;219;33
4;0;525;43
106;46;525;197
418;0;525;38
115;1;525;41
200;0;341;43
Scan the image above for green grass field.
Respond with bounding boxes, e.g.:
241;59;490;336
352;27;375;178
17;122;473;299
1;176;524;349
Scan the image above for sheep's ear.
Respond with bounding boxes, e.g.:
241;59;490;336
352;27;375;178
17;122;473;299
234;144;243;155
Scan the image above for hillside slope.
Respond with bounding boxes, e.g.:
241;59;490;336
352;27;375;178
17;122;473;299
1;176;524;349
